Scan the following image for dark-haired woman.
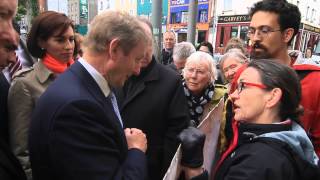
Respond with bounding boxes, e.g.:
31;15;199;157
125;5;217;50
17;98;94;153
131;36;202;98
196;41;213;56
8;11;75;179
179;59;320;180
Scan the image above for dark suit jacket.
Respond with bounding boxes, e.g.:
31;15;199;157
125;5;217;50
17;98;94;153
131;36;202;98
0;72;10;142
29;61;147;180
0;139;27;180
116;58;189;180
1;39;36;143
0;72;26;180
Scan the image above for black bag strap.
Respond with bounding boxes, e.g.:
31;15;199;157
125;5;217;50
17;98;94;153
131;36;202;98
295;70;312;81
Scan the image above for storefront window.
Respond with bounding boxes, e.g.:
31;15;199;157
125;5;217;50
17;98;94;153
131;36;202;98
220;27;225;47
240;26;249;45
181;11;188;23
199;10;208;23
197;31;206;44
230;26;238;38
171;12;180;24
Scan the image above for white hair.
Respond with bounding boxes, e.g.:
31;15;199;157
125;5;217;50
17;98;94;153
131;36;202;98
173;42;196;62
183;51;217;82
219;51;248;70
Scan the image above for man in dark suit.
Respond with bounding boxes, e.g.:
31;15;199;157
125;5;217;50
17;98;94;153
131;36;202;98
29;11;149;180
2;21;37;83
115;18;189;180
0;0;27;179
1;20;36;145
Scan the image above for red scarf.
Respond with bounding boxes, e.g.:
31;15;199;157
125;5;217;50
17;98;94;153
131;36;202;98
42;53;74;74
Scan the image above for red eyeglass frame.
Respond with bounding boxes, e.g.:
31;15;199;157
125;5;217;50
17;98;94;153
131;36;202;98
237;81;267;93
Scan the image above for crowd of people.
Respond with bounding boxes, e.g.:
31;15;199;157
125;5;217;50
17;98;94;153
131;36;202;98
0;0;319;180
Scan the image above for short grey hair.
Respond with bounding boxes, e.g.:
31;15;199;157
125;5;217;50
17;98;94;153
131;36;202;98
183;51;217;83
83;10;148;55
173;42;196;62
219;51;248;70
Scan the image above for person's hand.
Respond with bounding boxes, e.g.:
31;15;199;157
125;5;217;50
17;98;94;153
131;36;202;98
178;127;205;168
125;128;147;153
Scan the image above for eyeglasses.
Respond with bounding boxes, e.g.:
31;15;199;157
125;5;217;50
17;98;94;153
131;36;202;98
185;67;207;76
247;26;281;38
236;81;267;94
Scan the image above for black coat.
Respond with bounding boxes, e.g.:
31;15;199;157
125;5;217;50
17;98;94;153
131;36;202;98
29;61;147;180
190;123;320;180
0;73;10;142
214;123;320;180
116;58;189;180
161;49;173;65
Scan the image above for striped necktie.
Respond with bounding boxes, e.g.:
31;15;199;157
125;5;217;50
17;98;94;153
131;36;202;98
8;54;22;79
109;92;123;128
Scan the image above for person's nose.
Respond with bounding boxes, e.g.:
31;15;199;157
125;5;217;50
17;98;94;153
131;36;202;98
64;40;74;50
190;70;198;78
132;62;141;76
8;51;17;64
251;30;262;43
230;89;239;101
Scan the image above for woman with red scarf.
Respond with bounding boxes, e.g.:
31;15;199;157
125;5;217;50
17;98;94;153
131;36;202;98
8;11;75;180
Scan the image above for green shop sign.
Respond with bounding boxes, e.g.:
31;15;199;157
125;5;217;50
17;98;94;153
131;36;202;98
80;0;88;19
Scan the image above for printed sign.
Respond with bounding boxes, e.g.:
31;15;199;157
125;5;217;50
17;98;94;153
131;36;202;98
170;0;208;6
218;15;250;23
79;0;88;19
163;98;224;180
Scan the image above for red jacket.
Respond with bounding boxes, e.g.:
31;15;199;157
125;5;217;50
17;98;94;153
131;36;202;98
293;64;320;156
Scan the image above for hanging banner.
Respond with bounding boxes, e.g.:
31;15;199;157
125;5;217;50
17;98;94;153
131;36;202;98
79;0;88;19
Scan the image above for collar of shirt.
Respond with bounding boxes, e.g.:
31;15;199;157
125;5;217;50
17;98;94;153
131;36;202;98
78;58;110;97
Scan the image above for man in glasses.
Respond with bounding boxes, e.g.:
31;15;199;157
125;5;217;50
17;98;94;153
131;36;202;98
248;0;320;156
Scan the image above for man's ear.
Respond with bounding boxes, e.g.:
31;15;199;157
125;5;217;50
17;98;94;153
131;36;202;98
266;88;282;108
282;28;294;44
108;38;120;61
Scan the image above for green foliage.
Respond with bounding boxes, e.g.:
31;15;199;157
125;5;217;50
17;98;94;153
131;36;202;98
15;4;27;21
30;0;39;18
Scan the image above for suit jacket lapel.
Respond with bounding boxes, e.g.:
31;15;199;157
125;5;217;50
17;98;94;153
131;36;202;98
69;62;127;153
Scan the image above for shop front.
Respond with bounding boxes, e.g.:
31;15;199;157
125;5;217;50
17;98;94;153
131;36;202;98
292;23;320;55
168;0;210;44
215;14;250;54
167;23;209;44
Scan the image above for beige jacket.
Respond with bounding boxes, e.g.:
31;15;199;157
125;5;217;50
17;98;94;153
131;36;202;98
8;61;55;180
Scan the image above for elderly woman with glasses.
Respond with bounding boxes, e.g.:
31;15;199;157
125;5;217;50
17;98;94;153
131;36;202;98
178;59;320;180
182;51;227;127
